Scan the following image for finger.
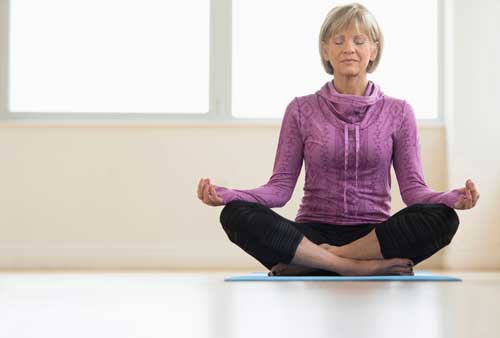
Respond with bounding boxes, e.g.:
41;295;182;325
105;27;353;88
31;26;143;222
198;178;204;200
211;184;221;198
205;181;215;205
462;191;467;209
461;195;468;209
206;179;215;197
473;194;480;207
467;179;476;192
206;181;218;205
197;178;204;199
462;192;468;209
210;185;221;203
466;190;472;209
467;179;475;189
469;189;477;202
468;181;478;201
201;178;209;199
461;196;467;209
470;191;478;207
207;184;216;203
466;180;477;201
202;179;211;204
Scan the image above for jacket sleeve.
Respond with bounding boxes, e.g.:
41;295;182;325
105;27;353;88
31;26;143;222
215;97;304;208
392;101;462;208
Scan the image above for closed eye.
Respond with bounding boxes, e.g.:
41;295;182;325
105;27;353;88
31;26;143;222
335;40;366;45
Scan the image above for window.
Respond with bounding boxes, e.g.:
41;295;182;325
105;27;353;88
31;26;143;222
232;0;439;120
8;0;209;114
1;0;440;121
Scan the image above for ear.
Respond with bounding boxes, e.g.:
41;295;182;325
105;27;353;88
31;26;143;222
370;42;378;61
321;42;328;60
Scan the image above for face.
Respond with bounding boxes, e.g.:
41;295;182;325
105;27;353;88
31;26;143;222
322;24;378;77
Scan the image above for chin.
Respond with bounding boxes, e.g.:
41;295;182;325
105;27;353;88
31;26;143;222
339;70;361;77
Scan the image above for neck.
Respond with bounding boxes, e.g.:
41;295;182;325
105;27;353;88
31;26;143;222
332;76;369;96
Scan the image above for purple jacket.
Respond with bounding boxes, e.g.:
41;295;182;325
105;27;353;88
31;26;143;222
215;80;461;225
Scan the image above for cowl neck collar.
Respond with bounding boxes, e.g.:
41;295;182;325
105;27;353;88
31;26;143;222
315;79;385;129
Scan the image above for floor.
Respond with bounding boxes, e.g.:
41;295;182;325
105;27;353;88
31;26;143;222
0;269;499;338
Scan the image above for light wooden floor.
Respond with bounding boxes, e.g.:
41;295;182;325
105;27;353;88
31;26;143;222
0;269;499;338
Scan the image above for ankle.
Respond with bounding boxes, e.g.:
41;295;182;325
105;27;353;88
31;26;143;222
320;243;344;257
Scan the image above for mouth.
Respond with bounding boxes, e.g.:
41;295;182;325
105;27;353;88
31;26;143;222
342;60;358;63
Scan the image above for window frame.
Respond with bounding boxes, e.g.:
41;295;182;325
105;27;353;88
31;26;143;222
0;0;446;127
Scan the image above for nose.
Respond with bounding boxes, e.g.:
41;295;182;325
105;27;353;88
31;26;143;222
343;41;356;53
340;38;358;52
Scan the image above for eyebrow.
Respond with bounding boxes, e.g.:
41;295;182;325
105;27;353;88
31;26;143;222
334;34;367;38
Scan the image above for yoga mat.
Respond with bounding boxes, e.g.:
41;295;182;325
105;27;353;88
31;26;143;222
224;270;462;282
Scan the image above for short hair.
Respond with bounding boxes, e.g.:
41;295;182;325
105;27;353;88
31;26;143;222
319;3;384;75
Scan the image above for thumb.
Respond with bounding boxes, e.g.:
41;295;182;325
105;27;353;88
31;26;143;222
210;185;224;204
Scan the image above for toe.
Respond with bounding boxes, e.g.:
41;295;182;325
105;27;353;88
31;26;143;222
395;258;413;267
394;266;413;275
269;264;279;276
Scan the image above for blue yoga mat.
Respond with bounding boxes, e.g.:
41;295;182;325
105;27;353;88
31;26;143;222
224;270;462;282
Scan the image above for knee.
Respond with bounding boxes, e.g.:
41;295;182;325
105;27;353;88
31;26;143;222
439;204;460;244
219;202;236;231
219;200;253;232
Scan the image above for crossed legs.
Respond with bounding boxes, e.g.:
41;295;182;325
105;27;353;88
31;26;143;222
270;229;413;276
219;201;459;276
219;201;421;276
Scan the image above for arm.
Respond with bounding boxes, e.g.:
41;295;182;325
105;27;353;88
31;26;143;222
215;97;304;208
392;101;462;208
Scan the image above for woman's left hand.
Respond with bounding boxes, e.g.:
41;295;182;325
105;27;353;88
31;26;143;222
453;179;480;210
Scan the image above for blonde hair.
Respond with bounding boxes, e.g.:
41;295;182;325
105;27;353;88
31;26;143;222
319;3;383;75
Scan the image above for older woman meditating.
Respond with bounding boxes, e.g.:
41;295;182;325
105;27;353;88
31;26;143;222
197;2;479;276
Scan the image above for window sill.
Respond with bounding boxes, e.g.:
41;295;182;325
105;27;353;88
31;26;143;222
0;117;284;128
0;117;445;128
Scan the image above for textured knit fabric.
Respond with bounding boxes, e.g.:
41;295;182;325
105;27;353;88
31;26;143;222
215;79;462;225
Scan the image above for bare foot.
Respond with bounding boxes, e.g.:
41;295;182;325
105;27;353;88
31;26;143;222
269;257;414;277
373;258;415;276
319;243;415;276
333;257;414;276
268;244;345;276
268;263;319;276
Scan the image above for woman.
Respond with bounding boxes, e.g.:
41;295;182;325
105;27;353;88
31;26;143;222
196;3;480;276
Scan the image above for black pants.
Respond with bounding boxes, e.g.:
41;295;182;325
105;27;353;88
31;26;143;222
219;200;460;275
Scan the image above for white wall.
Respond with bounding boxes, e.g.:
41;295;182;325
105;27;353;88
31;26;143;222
0;0;498;271
0;124;454;270
443;0;500;269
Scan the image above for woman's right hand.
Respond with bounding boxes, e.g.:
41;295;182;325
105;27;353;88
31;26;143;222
197;177;225;206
